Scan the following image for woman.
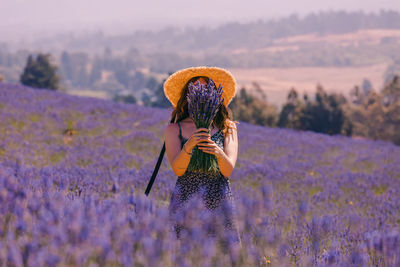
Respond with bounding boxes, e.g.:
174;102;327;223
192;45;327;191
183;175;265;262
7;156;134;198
163;66;242;252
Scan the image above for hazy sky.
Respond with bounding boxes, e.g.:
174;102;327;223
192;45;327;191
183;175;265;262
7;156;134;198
1;0;400;41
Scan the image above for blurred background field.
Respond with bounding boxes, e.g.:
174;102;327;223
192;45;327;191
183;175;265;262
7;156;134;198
1;82;399;265
2;21;400;109
2;6;400;146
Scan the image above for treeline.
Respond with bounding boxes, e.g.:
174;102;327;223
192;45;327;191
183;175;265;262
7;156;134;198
6;51;400;145
58;48;159;98
124;9;400;53
228;75;400;145
1;43;399;101
0;49;161;102
131;68;400;146
6;9;400;55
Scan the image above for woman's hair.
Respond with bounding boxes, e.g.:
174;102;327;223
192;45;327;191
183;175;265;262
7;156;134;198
169;75;239;136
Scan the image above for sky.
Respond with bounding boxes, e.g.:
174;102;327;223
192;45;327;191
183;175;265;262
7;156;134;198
1;0;400;41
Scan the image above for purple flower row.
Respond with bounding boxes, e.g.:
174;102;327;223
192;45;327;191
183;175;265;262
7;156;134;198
0;82;399;266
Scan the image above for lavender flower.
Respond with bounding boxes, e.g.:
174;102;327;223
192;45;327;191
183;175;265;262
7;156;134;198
1;81;400;266
186;79;224;174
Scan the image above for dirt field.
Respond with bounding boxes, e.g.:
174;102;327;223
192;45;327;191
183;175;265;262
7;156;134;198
230;62;388;109
67;89;110;99
272;29;400;46
230;29;400;54
66;63;389;111
229;29;400;109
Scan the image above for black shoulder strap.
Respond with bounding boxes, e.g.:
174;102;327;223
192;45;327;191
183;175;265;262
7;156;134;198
144;116;178;197
177;122;183;141
144;141;165;196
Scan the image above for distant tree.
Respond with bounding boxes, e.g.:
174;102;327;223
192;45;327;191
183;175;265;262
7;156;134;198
297;84;349;135
361;78;373;96
349;85;364;105
277;87;303;128
230;87;278;127
138;72;174;108
141;91;153;107
287;87;298;104
76;66;90;87
60;51;73;80
279;84;365;137
383;57;400;85
251;81;267;102
68;52;89;87
381;75;400;145
346;75;400;145
303;92;309;102
89;56;103;85
20;53;60;90
146;76;159;91
102;47;124;71
150;76;171;108
381;75;400;106
132;71;147;91
115;69;130;88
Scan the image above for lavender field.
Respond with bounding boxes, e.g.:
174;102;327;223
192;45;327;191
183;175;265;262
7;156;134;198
0;82;400;266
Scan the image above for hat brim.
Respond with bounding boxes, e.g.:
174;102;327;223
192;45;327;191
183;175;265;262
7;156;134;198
163;66;237;108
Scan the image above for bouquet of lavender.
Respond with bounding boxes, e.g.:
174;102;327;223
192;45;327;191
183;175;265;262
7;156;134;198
186;79;224;175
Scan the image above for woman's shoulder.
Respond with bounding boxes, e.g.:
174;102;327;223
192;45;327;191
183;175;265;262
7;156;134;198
165;122;179;136
227;120;238;129
223;120;238;135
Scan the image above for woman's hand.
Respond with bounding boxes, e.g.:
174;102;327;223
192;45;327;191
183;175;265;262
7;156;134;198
184;128;212;151
197;138;225;159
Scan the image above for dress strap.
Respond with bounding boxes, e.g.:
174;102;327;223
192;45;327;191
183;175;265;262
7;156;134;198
177;122;184;141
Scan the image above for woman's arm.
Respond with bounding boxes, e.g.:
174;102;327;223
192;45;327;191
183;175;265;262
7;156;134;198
164;124;210;176
198;122;238;178
164;123;192;176
218;122;238;178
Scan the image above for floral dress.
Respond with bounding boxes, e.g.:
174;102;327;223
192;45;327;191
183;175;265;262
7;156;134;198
168;122;241;246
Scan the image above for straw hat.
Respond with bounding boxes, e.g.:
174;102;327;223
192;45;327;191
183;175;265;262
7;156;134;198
163;66;237;108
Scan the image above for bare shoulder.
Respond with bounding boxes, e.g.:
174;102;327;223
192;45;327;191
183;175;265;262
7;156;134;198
228;120;238;130
165;123;178;137
225;120;238;135
224;120;238;143
165;122;177;132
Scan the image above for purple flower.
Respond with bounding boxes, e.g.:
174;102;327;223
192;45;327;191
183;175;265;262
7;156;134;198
186;79;224;174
